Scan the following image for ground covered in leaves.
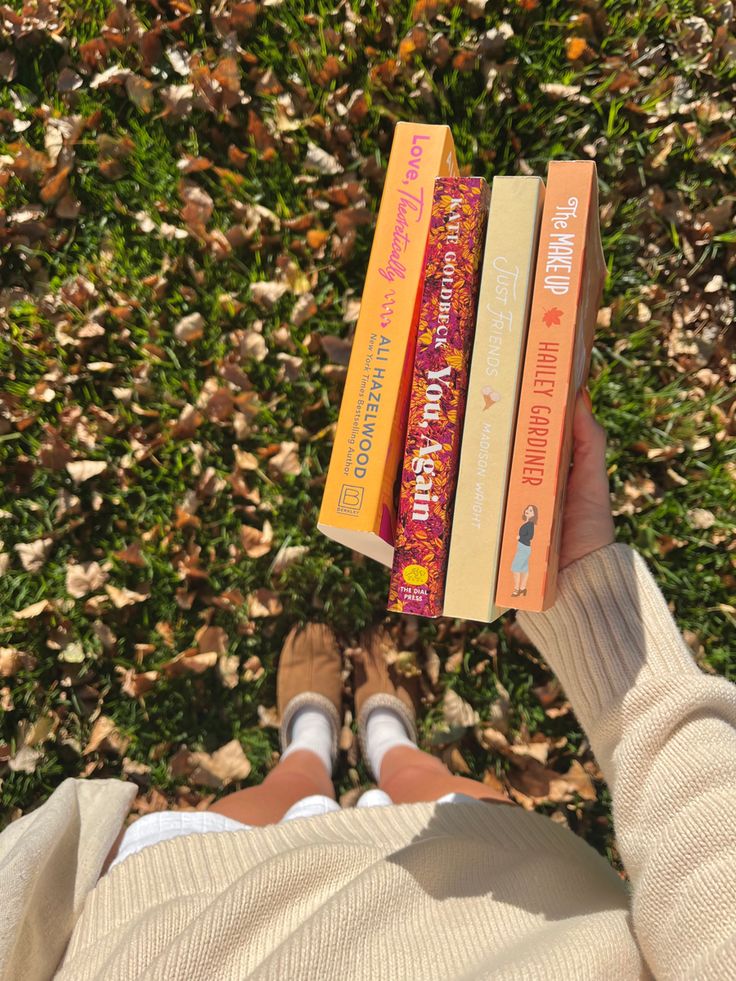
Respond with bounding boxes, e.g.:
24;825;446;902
1;0;734;866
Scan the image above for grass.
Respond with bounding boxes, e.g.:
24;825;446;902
1;0;734;867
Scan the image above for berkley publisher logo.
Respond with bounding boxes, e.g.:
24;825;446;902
337;483;364;516
542;307;563;327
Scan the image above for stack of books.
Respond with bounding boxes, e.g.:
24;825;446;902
319;122;607;622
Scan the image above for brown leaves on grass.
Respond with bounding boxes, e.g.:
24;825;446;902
66;460;107;483
174;312;205;343
267;441;301;478
13;599;52;620
240;521;273;558
247;589;283;618
117;667;159;699
14;539;53;572
3;0;733;839
105;584;149;608
84;716;130;756
0;647;37;678
507;758;596;810
173;739;252;789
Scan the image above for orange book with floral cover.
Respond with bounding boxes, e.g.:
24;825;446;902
318;123;458;567
494;161;606;612
388;177;490;617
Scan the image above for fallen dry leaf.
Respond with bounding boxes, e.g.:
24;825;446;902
271;543;308;574
247;588;283;618
442;745;472;774
442;688;478;730
217;653;240;689
122;757;152;780
242;330;268;361
240;521;273;558
508;739;552;766
688;507;716;529
58;642;86;663
84;715;130;756
233;447;258;470
14;599;52;620
304;142;342;175
0;647;36;678
268;441;300;478
188;739;251;788
14;538;53;572
161;649;218;677
105;584;149;608
240;655;263;683
539;82;591;104
195;624;229;656
320;335;352;365
180;181;214;228
115;541;146;567
566;36;589;60
478;727;510;753
118;666;159;698
257;704;279;728
424;646;441;687
126;74;155;112
291;292;317;327
66;460;107;483
250;280;288;308
507;757;596;810
66;561;109;598
8;745;42;774
174;312;205;342
133;787;169;815
486;680;511;733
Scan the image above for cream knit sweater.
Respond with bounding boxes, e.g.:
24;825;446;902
2;544;736;980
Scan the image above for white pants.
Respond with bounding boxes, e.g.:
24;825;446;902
109;791;475;871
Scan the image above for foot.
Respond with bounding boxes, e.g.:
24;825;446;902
350;626;419;778
511;588;521;597
277;623;343;771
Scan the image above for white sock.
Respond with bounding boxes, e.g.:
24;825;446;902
365;707;416;779
281;706;333;775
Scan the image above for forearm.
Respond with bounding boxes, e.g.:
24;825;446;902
517;544;736;978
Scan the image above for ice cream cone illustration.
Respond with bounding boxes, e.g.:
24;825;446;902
482;387;501;410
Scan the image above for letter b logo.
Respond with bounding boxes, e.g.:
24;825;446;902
338;484;364;515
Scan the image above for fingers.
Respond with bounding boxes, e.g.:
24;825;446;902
573;389;607;465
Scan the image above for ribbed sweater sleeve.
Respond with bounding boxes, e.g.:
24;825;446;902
517;544;736;980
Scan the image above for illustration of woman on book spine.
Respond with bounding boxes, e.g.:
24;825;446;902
511;504;538;597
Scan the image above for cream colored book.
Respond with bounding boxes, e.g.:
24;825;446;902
443;176;544;622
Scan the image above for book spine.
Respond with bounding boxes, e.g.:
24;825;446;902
443;177;544;623
388;177;490;618
495;161;605;611
318;123;458;566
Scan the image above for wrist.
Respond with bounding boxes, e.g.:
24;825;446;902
517;544;700;727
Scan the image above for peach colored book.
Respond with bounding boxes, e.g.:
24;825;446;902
318;123;458;566
495;161;606;612
388;177;490;618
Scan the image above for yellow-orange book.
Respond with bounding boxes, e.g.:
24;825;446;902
495;161;606;612
444;176;545;623
318;123;458;566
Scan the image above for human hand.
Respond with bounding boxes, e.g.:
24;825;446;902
559;389;615;571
